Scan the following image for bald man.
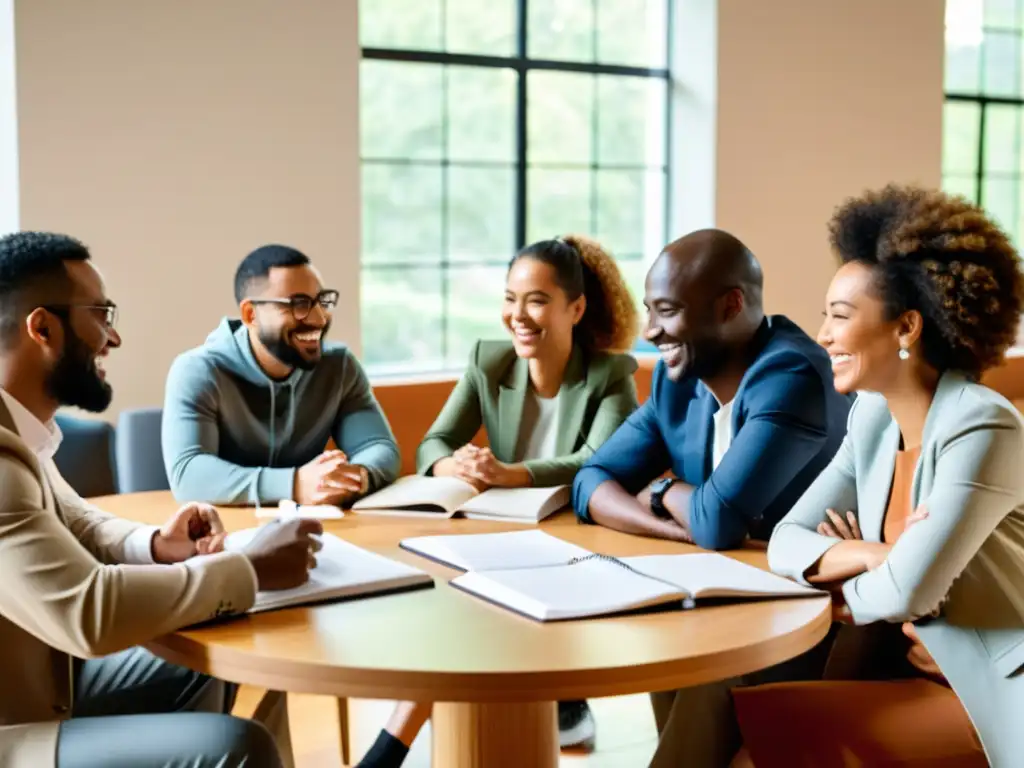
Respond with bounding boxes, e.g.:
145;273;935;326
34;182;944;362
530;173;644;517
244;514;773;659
573;229;852;549
572;230;851;765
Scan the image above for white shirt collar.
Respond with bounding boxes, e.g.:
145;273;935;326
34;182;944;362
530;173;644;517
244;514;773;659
0;389;63;462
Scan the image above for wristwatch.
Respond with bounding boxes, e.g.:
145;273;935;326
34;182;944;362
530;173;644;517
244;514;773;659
648;477;677;519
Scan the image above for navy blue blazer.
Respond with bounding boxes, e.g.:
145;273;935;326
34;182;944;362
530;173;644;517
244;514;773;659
572;315;853;549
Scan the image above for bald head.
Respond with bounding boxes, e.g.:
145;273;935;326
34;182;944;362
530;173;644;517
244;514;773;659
660;229;763;306
644;229;765;382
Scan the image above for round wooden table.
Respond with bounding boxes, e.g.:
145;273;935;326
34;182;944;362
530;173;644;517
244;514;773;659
95;491;831;768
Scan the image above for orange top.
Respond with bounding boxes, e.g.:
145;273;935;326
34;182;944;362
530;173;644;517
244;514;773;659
881;446;946;682
882;446;921;544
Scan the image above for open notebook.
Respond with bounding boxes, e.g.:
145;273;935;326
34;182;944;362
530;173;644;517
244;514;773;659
351;476;570;523
400;529;821;622
224;528;433;613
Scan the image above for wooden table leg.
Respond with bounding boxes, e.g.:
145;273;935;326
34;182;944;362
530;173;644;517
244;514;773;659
432;701;558;768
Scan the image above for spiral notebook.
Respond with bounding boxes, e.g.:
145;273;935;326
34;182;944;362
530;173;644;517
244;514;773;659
400;529;820;622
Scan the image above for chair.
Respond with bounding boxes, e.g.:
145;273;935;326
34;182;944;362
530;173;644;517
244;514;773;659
53;413;118;497
115;407;170;493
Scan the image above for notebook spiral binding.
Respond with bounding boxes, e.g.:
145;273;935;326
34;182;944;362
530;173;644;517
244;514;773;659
566;553;697;610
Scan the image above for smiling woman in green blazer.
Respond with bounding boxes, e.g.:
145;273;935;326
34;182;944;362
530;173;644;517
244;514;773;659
417;234;641;491
356;236;640;768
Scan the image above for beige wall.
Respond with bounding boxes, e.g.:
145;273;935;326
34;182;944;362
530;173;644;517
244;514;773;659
715;0;945;334
13;0;946;415
15;0;361;417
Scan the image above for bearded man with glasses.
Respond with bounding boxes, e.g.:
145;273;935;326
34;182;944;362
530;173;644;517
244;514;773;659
163;244;400;509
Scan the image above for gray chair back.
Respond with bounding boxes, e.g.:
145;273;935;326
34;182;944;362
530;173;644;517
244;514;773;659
116;407;170;493
53;413;118;497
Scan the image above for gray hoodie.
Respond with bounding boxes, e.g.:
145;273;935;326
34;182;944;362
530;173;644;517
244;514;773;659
161;318;400;505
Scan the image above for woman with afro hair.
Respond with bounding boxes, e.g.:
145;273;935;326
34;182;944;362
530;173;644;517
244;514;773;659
355;235;641;767
732;185;1024;767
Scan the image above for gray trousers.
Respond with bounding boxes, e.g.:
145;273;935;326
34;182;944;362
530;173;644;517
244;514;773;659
648;626;838;768
56;647;282;768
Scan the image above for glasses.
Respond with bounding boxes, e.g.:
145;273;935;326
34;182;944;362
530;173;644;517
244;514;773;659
249;290;339;320
44;303;119;330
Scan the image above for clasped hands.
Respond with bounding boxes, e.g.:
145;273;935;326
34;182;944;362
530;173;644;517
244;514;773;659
295;449;368;507
435;445;530;489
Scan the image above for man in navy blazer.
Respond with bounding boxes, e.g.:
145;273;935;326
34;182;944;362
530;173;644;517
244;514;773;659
574;229;852;550
573;229;852;765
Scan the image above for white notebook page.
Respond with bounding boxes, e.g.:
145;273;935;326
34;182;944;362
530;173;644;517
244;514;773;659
225;529;432;613
622;553;819;599
453;557;684;621
400;529;591;571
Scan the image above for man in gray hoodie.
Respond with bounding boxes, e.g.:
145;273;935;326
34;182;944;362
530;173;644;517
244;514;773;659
162;244;400;507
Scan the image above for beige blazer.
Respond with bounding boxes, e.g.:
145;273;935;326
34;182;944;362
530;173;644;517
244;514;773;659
768;372;1024;767
0;400;257;768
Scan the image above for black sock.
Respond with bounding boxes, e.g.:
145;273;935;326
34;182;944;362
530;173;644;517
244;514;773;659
356;730;410;768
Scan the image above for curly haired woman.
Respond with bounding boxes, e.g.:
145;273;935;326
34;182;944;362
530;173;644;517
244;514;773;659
732;185;1024;767
356;235;641;767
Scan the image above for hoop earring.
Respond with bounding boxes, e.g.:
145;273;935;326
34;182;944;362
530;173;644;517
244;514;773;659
898;347;910;361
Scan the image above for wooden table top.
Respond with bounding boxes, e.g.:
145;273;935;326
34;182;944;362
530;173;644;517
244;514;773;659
93;491;831;702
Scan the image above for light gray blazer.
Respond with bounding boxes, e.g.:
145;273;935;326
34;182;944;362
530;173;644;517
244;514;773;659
768;371;1024;767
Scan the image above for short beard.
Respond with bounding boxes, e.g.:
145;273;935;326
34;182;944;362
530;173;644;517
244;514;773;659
45;326;112;413
258;321;329;372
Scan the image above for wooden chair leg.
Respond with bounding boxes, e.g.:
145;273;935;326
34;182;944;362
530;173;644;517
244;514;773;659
252;689;295;768
337;696;351;766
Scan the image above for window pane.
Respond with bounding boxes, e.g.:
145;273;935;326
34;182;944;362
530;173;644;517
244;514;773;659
360;0;443;51
447;0;517;56
982;30;1021;97
448;167;516;262
362;164;443;264
984;104;1022;174
527;169;591;243
984;0;1020;29
982;176;1021;243
361;61;443;160
597;75;667;166
943;101;981;174
446;265;508;366
528;71;594;165
595;170;665;259
945;41;981;92
448;67;517;163
596;0;668;68
944;174;979;204
616;257;650;317
361;267;444;372
528;0;595;62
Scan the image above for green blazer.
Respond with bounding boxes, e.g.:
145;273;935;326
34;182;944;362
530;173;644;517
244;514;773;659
416;340;639;487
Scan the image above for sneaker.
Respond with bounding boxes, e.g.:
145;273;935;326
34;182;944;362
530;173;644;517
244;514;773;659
558;699;596;750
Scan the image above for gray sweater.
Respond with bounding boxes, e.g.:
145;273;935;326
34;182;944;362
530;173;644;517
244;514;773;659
161;318;400;505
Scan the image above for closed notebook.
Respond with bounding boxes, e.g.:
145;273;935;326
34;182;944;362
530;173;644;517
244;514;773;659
224;528;434;613
352;476;569;523
400;529;820;622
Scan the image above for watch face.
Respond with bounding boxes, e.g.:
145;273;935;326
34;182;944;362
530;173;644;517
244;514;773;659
651;477;671;494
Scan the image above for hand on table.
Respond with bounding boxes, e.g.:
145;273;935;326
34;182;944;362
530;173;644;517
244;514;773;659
902;621;945;679
152;502;226;563
241;517;325;591
295;450;367;506
438;446;531;489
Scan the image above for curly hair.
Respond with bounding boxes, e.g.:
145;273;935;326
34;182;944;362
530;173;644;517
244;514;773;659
828;184;1024;379
512;235;640;354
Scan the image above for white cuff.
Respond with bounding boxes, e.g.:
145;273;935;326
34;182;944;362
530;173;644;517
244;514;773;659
122;525;160;564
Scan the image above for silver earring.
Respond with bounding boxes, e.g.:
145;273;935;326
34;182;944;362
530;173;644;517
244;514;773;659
898;347;910;361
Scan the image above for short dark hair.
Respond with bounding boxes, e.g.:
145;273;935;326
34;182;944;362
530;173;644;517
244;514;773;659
0;232;91;348
234;244;310;303
829;184;1024;379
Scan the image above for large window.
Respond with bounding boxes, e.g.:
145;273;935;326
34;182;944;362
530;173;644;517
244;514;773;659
943;0;1024;245
359;0;671;375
